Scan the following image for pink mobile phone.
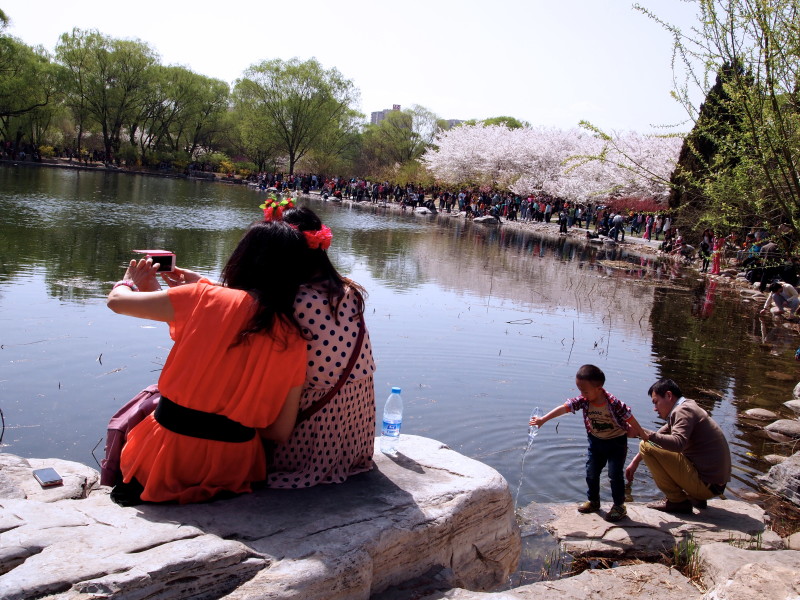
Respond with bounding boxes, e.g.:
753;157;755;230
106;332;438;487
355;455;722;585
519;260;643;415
133;249;175;272
33;467;63;488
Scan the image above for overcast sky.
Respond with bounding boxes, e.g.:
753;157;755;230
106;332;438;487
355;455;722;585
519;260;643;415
5;0;702;133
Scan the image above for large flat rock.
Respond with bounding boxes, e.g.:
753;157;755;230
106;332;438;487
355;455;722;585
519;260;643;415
420;563;701;600
0;435;520;600
699;542;800;600
518;500;782;559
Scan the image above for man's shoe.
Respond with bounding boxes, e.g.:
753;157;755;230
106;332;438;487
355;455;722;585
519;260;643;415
577;500;600;514
646;498;693;514
605;504;627;522
690;498;707;509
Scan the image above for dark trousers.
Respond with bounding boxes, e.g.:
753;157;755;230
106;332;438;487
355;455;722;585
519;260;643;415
586;433;628;506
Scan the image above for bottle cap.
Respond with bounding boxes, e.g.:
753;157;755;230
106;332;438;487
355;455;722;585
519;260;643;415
391;387;401;394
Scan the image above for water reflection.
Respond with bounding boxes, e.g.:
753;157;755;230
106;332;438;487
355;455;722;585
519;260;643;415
0;165;798;508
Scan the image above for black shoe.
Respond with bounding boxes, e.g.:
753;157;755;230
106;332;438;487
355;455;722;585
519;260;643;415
646;498;693;514
690;498;707;509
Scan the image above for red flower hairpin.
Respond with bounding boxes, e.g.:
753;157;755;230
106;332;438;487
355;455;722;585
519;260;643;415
260;196;295;221
300;225;332;250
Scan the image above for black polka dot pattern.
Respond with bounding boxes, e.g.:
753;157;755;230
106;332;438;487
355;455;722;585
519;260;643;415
267;285;376;489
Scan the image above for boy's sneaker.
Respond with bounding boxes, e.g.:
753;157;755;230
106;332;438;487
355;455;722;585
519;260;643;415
577;500;600;513
605;504;627;522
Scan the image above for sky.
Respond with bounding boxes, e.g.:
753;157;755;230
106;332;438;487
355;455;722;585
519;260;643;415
5;0;702;133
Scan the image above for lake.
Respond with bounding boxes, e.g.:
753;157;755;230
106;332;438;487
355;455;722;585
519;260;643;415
0;164;797;511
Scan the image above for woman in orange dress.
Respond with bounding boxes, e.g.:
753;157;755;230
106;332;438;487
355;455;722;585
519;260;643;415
106;221;308;504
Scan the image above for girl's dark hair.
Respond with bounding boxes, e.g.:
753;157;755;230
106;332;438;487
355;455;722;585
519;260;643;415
282;206;366;319
576;364;605;385
221;220;306;345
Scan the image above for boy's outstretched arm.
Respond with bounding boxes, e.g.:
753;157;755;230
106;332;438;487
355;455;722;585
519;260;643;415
530;404;568;428
625;414;646;438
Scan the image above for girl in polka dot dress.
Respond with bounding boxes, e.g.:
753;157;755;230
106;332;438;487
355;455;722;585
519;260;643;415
267;207;376;488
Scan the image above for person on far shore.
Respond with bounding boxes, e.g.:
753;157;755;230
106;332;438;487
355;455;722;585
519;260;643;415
760;281;800;317
529;364;644;523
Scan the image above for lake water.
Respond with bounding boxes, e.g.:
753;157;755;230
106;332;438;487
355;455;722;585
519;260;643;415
1;164;798;511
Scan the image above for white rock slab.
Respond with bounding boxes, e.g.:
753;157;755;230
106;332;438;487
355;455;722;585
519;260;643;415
419;563;700;600
765;419;800;438
699;542;800;600
0;435;520;600
0;454;99;502
519;500;782;559
784;399;800;414
742;408;778;420
759;451;800;506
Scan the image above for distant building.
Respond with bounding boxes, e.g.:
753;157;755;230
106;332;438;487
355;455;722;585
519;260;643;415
370;104;401;125
445;119;463;129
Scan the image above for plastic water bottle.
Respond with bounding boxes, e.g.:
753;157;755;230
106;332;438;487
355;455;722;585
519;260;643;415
381;387;403;456
528;407;542;442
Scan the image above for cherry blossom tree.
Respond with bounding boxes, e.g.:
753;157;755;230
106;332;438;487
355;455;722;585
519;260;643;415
422;124;682;203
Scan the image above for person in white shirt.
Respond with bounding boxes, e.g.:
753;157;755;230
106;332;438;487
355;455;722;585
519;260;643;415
760;281;800;316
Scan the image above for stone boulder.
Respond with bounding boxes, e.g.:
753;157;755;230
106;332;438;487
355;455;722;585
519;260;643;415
765;419;800;439
518;500;782;560
0;435;520;600
743;408;778;420
759;451;800;506
763;454;788;465
784;399;800;415
473;216;500;225
420;563;701;600
0;454;98;502
699;542;800;600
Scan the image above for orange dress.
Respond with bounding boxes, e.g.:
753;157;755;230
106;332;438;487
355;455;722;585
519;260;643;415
120;283;306;504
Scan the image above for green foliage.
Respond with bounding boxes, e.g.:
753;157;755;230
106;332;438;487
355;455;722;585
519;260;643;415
670;534;702;582
358;105;440;175
0;35;59;138
233;161;257;176
481;115;529;129
55;29;159;162
38;144;55;157
234;57;359;174
638;0;800;249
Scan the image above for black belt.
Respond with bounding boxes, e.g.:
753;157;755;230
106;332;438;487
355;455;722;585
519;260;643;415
154;396;255;443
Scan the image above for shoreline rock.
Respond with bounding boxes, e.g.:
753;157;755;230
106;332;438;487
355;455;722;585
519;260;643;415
0;435;520;600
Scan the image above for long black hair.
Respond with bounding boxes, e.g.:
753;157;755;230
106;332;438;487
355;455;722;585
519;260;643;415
221;220;306;345
283;206;366;320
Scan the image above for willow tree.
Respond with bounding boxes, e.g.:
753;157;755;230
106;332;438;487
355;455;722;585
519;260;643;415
55;29;158;163
0;35;58;141
638;0;800;245
234;57;358;174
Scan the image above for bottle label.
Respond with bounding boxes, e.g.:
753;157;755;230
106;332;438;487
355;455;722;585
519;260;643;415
382;419;401;437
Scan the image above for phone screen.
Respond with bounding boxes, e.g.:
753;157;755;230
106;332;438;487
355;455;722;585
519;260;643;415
152;254;174;272
33;467;63;487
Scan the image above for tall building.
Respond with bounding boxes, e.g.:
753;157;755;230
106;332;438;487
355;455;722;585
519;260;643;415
370;104;401;125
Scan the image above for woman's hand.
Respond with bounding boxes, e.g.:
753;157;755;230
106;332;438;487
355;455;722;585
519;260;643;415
161;267;204;288
529;416;544;428
122;258;161;292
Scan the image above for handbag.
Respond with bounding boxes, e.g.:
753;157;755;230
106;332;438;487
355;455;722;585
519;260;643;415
100;385;161;486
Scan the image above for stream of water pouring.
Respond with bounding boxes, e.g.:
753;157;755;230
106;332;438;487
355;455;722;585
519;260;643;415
514;407;542;507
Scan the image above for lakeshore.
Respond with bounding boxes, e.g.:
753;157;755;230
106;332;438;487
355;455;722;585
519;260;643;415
2;161;800;597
